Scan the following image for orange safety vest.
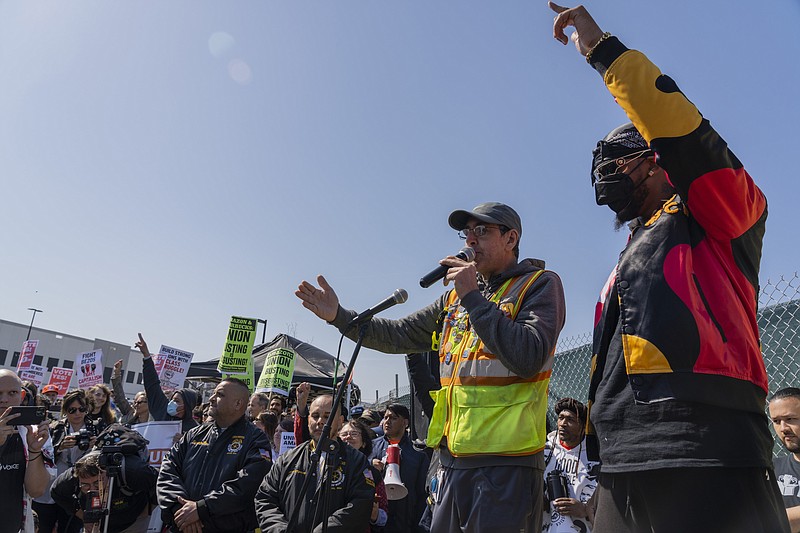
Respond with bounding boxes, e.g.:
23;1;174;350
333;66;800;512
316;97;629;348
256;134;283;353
427;270;552;456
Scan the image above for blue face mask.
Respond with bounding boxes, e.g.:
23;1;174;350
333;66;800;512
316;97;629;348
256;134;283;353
167;400;180;417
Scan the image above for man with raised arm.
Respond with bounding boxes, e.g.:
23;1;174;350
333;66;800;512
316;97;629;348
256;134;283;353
549;3;786;532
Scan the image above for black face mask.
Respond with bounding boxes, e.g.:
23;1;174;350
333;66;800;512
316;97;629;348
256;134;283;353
593;158;650;214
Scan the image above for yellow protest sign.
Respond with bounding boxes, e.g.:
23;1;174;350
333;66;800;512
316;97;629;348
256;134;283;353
255;347;297;396
217;316;257;374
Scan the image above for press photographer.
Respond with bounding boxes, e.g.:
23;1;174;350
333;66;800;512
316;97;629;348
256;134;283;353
51;425;158;533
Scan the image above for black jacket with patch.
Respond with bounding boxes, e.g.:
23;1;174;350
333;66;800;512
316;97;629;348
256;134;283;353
255;439;375;533
157;415;271;533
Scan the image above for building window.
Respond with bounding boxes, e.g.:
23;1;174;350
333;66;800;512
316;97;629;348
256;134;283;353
137;373;143;385
0;349;7;366
46;357;59;371
62;360;74;370
103;367;112;383
33;355;43;366
10;351;20;367
126;371;135;384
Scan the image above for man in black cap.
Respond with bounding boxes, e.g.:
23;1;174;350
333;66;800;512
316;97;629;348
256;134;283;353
550;3;785;532
369;403;429;533
296;201;566;533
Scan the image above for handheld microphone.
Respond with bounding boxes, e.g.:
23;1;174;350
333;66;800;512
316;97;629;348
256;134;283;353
419;247;475;288
348;289;409;327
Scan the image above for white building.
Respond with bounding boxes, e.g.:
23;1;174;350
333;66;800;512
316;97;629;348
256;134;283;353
0;318;146;400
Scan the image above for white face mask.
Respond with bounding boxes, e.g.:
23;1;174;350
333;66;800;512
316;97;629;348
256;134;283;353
167;400;180;417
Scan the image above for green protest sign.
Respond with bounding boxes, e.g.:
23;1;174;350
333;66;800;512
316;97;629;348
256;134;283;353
217;316;257;374
255;347;297;396
224;353;255;392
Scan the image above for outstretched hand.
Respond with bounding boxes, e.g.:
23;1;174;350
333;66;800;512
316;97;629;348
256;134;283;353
549;2;605;56
296;275;339;322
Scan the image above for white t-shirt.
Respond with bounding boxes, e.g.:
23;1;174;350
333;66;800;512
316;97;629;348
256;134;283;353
542;432;599;533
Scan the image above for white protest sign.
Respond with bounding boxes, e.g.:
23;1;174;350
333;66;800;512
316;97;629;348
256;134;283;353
132;420;182;467
77;349;104;389
156;345;194;390
19;364;45;388
279;431;296;456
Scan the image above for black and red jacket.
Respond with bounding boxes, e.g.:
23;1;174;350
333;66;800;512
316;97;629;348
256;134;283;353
587;38;768;417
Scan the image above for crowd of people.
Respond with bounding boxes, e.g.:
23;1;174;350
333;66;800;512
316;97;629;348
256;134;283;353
2;3;798;533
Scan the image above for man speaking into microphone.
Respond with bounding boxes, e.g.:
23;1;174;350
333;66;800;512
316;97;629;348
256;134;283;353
296;202;566;533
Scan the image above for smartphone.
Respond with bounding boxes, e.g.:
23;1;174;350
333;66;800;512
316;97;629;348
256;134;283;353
5;406;47;426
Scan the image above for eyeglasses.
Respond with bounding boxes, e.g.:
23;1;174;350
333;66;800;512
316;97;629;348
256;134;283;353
592;149;652;184
79;479;100;490
133;400;148;405
458;225;508;240
67;406;88;415
338;430;361;438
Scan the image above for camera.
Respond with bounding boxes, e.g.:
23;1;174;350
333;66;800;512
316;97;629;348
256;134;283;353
72;429;92;451
546;470;570;501
99;445;124;477
82;490;105;524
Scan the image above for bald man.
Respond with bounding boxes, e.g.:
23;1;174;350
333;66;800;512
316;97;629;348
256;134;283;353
256;394;376;533
0;369;56;532
158;378;272;533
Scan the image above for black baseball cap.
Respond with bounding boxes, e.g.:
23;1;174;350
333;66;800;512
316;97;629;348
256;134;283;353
448;202;522;238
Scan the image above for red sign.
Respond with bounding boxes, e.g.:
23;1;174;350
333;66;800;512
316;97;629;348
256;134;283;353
17;340;38;372
47;367;74;397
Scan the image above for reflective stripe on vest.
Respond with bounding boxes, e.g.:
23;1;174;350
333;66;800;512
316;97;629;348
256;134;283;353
427;270;552;457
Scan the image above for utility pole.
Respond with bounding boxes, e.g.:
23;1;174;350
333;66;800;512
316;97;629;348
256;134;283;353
257;318;268;344
26;308;43;341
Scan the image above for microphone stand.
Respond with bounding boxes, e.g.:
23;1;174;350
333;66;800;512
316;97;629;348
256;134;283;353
286;322;369;533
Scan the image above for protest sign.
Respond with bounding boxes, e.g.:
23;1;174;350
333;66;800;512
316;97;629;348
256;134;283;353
217;316;257;374
47;367;74;397
131;420;182;467
76;349;104;389
255;347;297;396
279;431;296;456
17;340;38;372
19;364;45;388
156;345;194;390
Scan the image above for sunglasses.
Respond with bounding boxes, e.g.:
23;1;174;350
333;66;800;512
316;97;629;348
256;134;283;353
67;406;88;415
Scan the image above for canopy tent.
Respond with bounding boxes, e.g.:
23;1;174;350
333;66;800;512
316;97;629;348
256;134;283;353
186;333;354;393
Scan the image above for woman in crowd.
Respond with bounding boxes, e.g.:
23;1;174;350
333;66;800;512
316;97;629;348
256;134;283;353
255;411;279;460
86;383;116;431
135;333;199;433
32;389;95;533
339;418;389;532
111;359;151;426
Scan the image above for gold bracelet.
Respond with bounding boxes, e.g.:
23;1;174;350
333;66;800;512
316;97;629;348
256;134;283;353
585;32;612;63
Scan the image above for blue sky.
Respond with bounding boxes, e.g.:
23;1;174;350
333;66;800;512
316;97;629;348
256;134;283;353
2;1;799;398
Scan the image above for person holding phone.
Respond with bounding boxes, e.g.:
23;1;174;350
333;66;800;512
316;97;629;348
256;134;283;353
34;389;97;533
0;369;55;533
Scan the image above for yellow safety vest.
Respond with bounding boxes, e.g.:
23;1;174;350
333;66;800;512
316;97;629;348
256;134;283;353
427;270;552;456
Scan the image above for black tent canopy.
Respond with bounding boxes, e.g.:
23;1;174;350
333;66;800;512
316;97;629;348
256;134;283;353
186;333;352;391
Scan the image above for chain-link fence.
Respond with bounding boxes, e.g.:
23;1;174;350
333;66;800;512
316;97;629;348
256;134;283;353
548;272;800;454
368;385;413;413
366;273;800;454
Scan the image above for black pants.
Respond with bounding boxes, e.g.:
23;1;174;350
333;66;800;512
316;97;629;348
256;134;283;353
593;467;790;533
430;465;543;533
